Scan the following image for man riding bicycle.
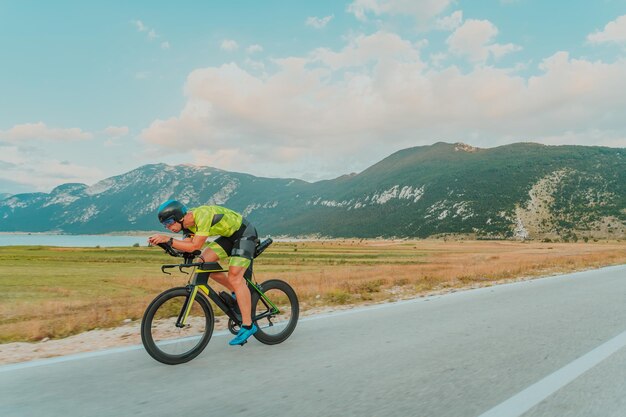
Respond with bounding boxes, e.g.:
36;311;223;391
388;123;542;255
148;200;258;346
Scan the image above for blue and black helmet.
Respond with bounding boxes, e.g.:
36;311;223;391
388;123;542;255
157;200;188;226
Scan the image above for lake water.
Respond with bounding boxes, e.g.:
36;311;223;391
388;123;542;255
0;234;151;247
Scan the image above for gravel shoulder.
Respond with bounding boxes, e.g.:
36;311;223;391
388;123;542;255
0;301;369;365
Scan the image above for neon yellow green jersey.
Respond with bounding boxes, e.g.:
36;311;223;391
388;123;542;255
188;205;243;237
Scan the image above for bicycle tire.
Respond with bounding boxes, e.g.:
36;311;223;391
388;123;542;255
251;279;299;345
141;287;214;365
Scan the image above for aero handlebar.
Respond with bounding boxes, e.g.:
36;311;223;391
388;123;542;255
155;238;274;274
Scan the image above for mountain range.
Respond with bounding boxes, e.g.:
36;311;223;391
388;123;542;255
1;142;624;240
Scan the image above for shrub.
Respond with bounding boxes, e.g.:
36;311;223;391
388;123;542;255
326;290;351;305
394;278;410;286
357;279;386;293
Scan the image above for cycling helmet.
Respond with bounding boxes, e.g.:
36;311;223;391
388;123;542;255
157;200;188;226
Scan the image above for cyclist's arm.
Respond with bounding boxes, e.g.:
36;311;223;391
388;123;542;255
171;234;208;252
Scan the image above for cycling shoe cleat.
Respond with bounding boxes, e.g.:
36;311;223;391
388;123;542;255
229;324;257;346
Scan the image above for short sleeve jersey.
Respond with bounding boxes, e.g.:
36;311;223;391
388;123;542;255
188;205;243;237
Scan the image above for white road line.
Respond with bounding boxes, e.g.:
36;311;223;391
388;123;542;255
477;329;626;417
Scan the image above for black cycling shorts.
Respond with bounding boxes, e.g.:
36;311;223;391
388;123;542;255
208;219;259;267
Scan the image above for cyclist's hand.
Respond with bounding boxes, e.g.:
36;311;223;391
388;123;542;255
148;234;169;246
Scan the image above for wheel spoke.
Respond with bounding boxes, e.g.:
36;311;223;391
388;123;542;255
141;288;214;364
252;280;299;344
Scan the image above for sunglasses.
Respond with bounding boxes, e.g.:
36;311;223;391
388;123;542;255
161;217;176;227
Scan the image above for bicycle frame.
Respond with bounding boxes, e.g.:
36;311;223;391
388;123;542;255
142;237;298;364
174;261;281;328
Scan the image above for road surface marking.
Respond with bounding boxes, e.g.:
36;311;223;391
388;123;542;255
478;329;626;417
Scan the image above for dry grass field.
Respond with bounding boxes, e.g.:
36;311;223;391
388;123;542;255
1;240;625;343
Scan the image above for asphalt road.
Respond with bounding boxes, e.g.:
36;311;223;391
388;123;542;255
2;265;625;417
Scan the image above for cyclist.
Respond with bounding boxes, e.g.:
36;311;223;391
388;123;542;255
148;200;258;346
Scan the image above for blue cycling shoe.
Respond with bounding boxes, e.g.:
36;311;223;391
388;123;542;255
229;324;258;346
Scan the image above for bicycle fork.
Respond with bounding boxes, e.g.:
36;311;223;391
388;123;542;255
176;285;204;328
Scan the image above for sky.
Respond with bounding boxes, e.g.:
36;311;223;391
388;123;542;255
1;0;625;194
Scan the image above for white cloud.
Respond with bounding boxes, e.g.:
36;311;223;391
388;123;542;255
0;122;93;141
247;44;263;54
311;31;423;70
132;19;168;45
534;129;626;148
414;39;429;49
244;58;265;71
306;15;334;29
0;144;104;191
103;126;129;138
435;10;462;31
587;15;626;44
0;145;28;165
141;100;216;149
447;19;521;63
140;31;626;180
188;145;327;180
133;20;148;32
430;52;447;67
220;39;239;51
347;0;452;23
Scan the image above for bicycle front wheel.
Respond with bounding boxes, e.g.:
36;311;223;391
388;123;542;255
141;287;214;365
252;279;299;345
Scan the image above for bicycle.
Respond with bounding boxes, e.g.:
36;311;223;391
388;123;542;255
141;237;299;365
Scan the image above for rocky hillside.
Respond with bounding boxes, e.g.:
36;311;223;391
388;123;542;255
1;142;624;240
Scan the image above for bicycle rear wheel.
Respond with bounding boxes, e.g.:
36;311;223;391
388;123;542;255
141;287;214;365
252;279;299;345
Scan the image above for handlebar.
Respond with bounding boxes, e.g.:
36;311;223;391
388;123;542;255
160;261;220;275
156;242;180;257
155;237;274;274
156;242;201;260
155;242;202;274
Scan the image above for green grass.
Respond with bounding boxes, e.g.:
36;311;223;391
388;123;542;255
0;244;410;343
1;240;625;343
0;242;428;342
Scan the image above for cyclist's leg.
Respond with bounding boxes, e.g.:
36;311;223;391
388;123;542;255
202;239;234;292
228;263;251;324
228;231;258;326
